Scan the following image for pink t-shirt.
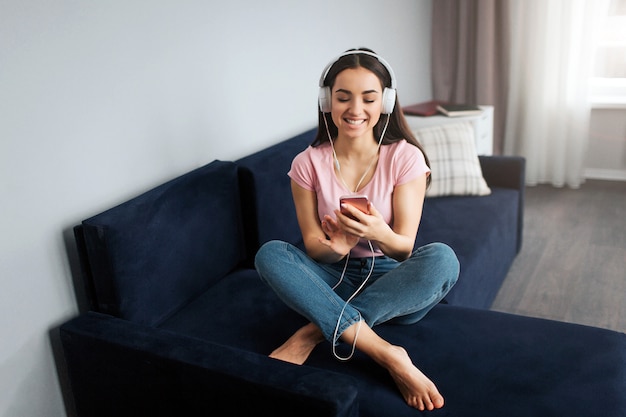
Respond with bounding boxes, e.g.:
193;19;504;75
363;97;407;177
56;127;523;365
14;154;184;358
288;139;430;258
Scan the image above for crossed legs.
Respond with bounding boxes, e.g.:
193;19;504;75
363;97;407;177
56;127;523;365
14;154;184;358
256;241;458;411
269;321;444;412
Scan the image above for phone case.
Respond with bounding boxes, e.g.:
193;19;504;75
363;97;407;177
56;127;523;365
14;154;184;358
340;195;369;218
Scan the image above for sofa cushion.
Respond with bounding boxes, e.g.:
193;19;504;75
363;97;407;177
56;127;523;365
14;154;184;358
81;160;246;326
414;122;491;197
416;188;520;308
160;268;308;353
236;128;315;263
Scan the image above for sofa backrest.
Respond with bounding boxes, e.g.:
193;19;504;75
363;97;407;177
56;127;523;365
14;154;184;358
236;128;315;264
78;160;246;326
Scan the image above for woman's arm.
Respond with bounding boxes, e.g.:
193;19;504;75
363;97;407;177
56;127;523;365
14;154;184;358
291;180;358;264
379;175;426;260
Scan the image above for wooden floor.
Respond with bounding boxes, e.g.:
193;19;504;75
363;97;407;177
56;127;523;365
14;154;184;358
491;179;626;334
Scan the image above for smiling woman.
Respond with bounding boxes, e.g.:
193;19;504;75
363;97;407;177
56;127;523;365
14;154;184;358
254;48;460;411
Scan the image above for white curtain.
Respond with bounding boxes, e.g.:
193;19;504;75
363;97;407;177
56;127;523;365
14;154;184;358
504;0;610;187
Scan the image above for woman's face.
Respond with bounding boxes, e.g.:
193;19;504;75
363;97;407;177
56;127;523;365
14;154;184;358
330;66;384;140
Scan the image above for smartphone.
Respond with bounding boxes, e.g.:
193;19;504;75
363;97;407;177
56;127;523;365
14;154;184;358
340;194;370;220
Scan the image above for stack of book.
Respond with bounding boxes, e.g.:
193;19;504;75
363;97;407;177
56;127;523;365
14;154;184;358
403;100;483;117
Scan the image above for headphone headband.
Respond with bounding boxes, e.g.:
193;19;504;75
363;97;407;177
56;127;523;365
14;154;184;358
318;49;397;114
318;50;397;89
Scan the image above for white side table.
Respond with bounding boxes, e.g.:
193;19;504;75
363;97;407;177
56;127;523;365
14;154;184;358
405;105;494;155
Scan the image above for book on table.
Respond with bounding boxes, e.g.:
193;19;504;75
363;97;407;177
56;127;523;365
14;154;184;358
436;103;483;117
402;100;446;117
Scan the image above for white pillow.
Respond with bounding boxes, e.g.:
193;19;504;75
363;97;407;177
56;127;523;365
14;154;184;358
413;122;491;198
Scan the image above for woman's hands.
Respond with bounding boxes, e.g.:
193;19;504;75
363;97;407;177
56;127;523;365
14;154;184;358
334;183;424;262
335;201;391;243
318;214;360;257
318;201;393;256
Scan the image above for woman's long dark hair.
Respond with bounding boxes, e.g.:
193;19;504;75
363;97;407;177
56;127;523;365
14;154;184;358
312;48;431;185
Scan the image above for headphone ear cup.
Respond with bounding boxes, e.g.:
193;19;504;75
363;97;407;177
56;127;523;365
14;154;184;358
381;88;396;114
318;86;331;113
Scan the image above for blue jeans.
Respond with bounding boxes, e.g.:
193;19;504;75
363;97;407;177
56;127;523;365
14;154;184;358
255;240;459;343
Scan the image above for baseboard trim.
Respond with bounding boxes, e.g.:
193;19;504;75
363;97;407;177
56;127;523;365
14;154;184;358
584;168;626;182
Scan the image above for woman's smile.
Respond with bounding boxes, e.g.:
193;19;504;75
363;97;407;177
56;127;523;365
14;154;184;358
344;117;367;126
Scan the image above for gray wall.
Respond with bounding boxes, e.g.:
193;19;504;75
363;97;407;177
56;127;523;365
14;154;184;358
587;108;626;181
0;1;433;416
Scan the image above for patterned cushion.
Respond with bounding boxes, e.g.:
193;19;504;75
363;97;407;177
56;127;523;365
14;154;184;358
413;122;491;197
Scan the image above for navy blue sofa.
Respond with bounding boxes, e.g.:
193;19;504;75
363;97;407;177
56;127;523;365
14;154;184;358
61;128;626;417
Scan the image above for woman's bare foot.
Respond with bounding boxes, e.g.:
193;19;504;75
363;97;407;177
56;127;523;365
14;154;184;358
384;345;444;411
269;323;325;365
341;323;444;411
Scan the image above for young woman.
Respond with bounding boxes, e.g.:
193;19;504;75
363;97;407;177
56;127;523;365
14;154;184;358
255;48;459;412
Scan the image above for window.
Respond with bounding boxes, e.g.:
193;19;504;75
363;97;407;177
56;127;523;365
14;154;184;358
590;0;626;107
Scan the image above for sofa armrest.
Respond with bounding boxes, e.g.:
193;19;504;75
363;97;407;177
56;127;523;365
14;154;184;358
479;155;526;253
61;312;358;417
479;155;526;190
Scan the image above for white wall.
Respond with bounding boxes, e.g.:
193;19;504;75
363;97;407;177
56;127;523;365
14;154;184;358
0;1;433;416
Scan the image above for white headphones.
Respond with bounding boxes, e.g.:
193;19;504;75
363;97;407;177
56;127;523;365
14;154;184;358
318;50;397;115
